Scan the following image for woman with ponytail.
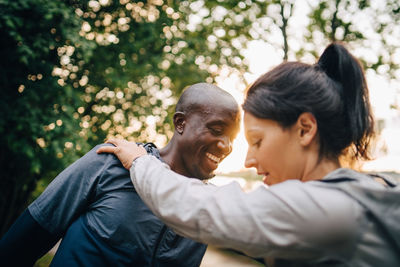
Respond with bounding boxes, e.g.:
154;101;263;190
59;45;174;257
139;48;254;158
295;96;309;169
98;43;400;266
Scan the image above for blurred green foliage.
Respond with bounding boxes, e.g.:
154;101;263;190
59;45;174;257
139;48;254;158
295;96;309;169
0;0;255;235
0;0;92;235
1;0;400;236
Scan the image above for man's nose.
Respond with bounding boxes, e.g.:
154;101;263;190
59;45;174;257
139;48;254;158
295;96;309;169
217;136;232;155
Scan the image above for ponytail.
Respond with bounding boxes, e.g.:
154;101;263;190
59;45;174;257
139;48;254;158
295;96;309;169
243;42;374;160
317;43;374;159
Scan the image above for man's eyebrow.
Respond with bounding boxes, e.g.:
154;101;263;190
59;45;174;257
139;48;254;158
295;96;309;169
207;120;227;126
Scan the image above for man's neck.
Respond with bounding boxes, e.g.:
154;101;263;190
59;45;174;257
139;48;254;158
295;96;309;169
159;138;188;177
159;142;174;167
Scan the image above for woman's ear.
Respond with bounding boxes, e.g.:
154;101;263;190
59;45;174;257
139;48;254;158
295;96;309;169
173;112;186;134
296;112;317;146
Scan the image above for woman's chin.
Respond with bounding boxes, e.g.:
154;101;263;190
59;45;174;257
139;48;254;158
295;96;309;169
262;174;271;185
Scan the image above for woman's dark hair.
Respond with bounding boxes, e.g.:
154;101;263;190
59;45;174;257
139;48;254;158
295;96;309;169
243;42;374;160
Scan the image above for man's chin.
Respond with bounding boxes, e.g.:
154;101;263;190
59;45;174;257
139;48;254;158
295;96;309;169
189;164;217;180
199;172;215;181
192;169;215;181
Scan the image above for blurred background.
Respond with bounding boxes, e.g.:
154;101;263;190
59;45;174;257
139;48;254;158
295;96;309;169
1;0;400;265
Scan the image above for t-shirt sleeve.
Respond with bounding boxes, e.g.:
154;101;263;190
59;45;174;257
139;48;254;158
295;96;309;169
28;144;115;235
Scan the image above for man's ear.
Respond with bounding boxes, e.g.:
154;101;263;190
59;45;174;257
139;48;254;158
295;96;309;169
173;112;186;134
296;112;317;146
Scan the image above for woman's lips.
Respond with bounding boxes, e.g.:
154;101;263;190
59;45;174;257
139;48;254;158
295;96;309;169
260;173;269;185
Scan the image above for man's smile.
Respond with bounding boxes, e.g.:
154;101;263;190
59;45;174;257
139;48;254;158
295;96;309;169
206;152;222;164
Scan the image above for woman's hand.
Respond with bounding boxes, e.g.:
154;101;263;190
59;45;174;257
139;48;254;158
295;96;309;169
96;139;147;169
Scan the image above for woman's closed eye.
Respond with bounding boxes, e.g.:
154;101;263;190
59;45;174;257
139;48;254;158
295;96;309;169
253;139;262;148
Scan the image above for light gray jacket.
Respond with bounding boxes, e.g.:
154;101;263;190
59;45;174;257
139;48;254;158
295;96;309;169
130;155;400;267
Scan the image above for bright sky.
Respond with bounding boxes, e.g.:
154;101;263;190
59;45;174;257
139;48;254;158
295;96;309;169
215;41;283;173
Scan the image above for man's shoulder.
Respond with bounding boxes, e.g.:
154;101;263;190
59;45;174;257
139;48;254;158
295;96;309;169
140;142;162;160
63;144;130;185
88;143;161;187
71;143;162;185
92;142;161;161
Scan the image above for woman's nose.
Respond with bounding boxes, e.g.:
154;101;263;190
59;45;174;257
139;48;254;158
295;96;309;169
244;152;256;169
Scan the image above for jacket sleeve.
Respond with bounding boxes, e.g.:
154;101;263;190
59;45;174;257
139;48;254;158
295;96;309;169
130;155;361;259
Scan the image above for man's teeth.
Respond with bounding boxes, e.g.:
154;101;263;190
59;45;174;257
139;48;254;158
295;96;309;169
206;152;221;163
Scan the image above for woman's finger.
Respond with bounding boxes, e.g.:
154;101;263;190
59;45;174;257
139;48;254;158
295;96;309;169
105;139;119;146
96;146;117;154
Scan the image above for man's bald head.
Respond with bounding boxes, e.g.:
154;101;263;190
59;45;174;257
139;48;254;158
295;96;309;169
175;83;239;115
168;82;240;180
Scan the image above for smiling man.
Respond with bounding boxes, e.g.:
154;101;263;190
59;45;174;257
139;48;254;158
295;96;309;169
0;83;240;266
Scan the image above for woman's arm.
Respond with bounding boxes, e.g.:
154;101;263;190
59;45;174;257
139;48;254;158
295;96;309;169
130;156;361;259
130;155;273;256
97;141;360;259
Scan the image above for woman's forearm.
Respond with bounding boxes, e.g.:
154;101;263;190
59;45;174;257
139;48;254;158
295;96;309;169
129;155;274;257
129;155;359;259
